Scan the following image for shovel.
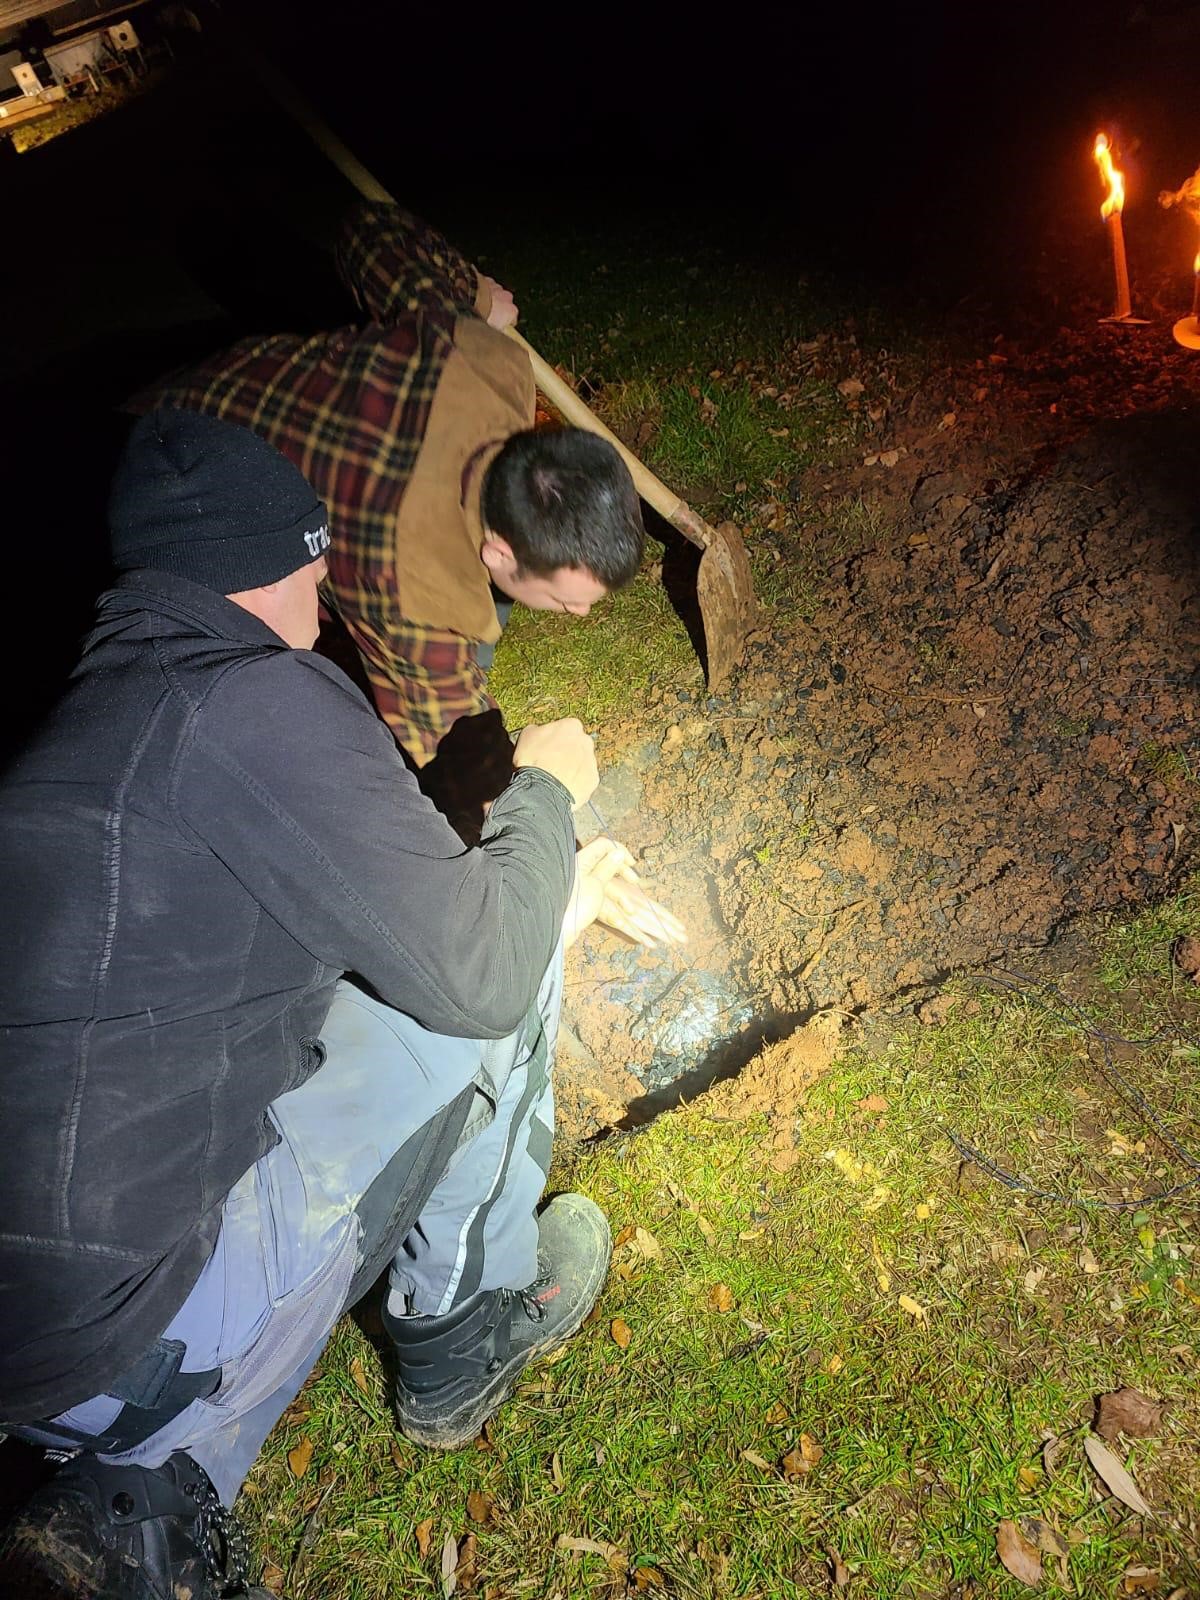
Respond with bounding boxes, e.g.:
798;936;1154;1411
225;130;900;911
257;58;759;689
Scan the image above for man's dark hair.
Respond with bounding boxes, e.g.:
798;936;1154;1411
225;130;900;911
481;428;644;588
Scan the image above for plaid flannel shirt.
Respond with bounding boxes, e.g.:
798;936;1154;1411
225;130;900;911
145;204;512;764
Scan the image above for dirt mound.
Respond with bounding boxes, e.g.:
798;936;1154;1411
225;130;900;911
561;406;1198;1132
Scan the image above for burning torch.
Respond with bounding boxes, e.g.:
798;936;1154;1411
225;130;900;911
1093;132;1147;325
1159;165;1200;350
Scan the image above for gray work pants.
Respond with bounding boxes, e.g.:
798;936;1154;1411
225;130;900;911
19;951;561;1505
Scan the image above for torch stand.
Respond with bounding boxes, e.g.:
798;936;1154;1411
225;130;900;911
1099;213;1149;325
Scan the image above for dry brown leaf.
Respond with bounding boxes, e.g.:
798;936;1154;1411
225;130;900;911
857;1093;889;1114
458;1533;478;1592
441;1529;459;1598
633;1567;665;1589
1123;1566;1160;1594
1017;1465;1041;1493
415;1518;433;1558
550;1450;564;1490
633;1226;662;1260
765;1402;789;1425
708;1282;735;1313
996;1518;1042;1587
466;1489;496;1525
474;1418;495;1452
696;1214;715;1240
781;1432;823;1478
838;377;865;399
349;1355;370;1395
1095;1387;1164;1442
1020;1518;1068;1559
828;1546;850;1588
610;1318;632;1350
557;1534;624;1562
390;1442;408;1472
261;1563;287;1595
1084;1435;1153;1518
740;1448;773;1472
287;1437;314;1479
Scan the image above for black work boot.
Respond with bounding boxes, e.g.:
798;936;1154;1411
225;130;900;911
0;1449;275;1599
385;1193;611;1449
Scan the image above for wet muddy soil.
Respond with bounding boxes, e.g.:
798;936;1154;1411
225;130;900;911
558;339;1200;1134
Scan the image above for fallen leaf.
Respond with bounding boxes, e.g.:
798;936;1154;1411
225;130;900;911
1095;1387;1164;1442
765;1402;789;1425
1079;1247;1100;1276
633;1226;662;1260
838;377;865;398
939;411;958;429
261;1563;286;1595
1084;1434;1153;1518
1123;1564;1161;1593
996;1518;1043;1587
457;1533;478;1591
825;1353;845;1376
708;1282;735;1313
466;1489;496;1525
550;1450;565;1490
390;1442;408;1472
740;1448;773;1471
828;1546;851;1587
415;1518;433;1558
633;1566;665;1589
781;1433;823;1479
557;1534;625;1563
287;1437;314;1479
1022;1264;1046;1295
898;1294;927;1321
441;1530;459;1599
856;1093;888;1114
475;1418;495;1453
613;1224;636;1249
1020;1518;1068;1559
349;1355;370;1395
915;1202;933;1221
696;1214;715;1241
610;1318;632;1350
1018;1465;1041;1493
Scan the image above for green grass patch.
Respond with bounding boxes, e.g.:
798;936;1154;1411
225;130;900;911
489;567;699;732
246;887;1200;1598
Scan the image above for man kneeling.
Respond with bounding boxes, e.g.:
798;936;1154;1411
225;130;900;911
0;412;680;1599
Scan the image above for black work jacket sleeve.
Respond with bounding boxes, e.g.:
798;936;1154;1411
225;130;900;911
171;648;576;1039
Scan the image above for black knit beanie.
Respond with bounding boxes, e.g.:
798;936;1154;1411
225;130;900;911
108;409;331;593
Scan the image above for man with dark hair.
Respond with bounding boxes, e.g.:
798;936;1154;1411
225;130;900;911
144;204;647;793
0;410;675;1600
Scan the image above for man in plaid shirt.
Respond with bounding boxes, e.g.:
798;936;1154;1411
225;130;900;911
145;203;645;812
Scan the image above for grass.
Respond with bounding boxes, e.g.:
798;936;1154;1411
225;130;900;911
246;885;1200;1597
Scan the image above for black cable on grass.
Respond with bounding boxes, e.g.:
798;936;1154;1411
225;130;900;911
948;968;1200;1212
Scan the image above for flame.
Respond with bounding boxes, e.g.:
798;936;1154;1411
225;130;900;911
1159;166;1200;216
1093;132;1125;219
1195;251;1200;277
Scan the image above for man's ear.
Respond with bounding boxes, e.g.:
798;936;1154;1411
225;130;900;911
480;534;515;575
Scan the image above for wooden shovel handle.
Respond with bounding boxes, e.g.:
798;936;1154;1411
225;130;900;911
503;329;709;551
251;50;710;550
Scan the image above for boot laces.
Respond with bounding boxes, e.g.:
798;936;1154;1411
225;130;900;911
183;1470;251;1594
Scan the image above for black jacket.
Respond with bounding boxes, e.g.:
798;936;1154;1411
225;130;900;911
0;571;575;1422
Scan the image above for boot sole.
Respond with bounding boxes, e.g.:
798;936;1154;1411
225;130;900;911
398;1196;611;1450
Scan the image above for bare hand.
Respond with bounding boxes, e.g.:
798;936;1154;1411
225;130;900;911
562;837;688;950
480;275;518;330
512;718;598;809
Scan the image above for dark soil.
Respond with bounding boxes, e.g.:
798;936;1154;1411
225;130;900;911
559;329;1200;1133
